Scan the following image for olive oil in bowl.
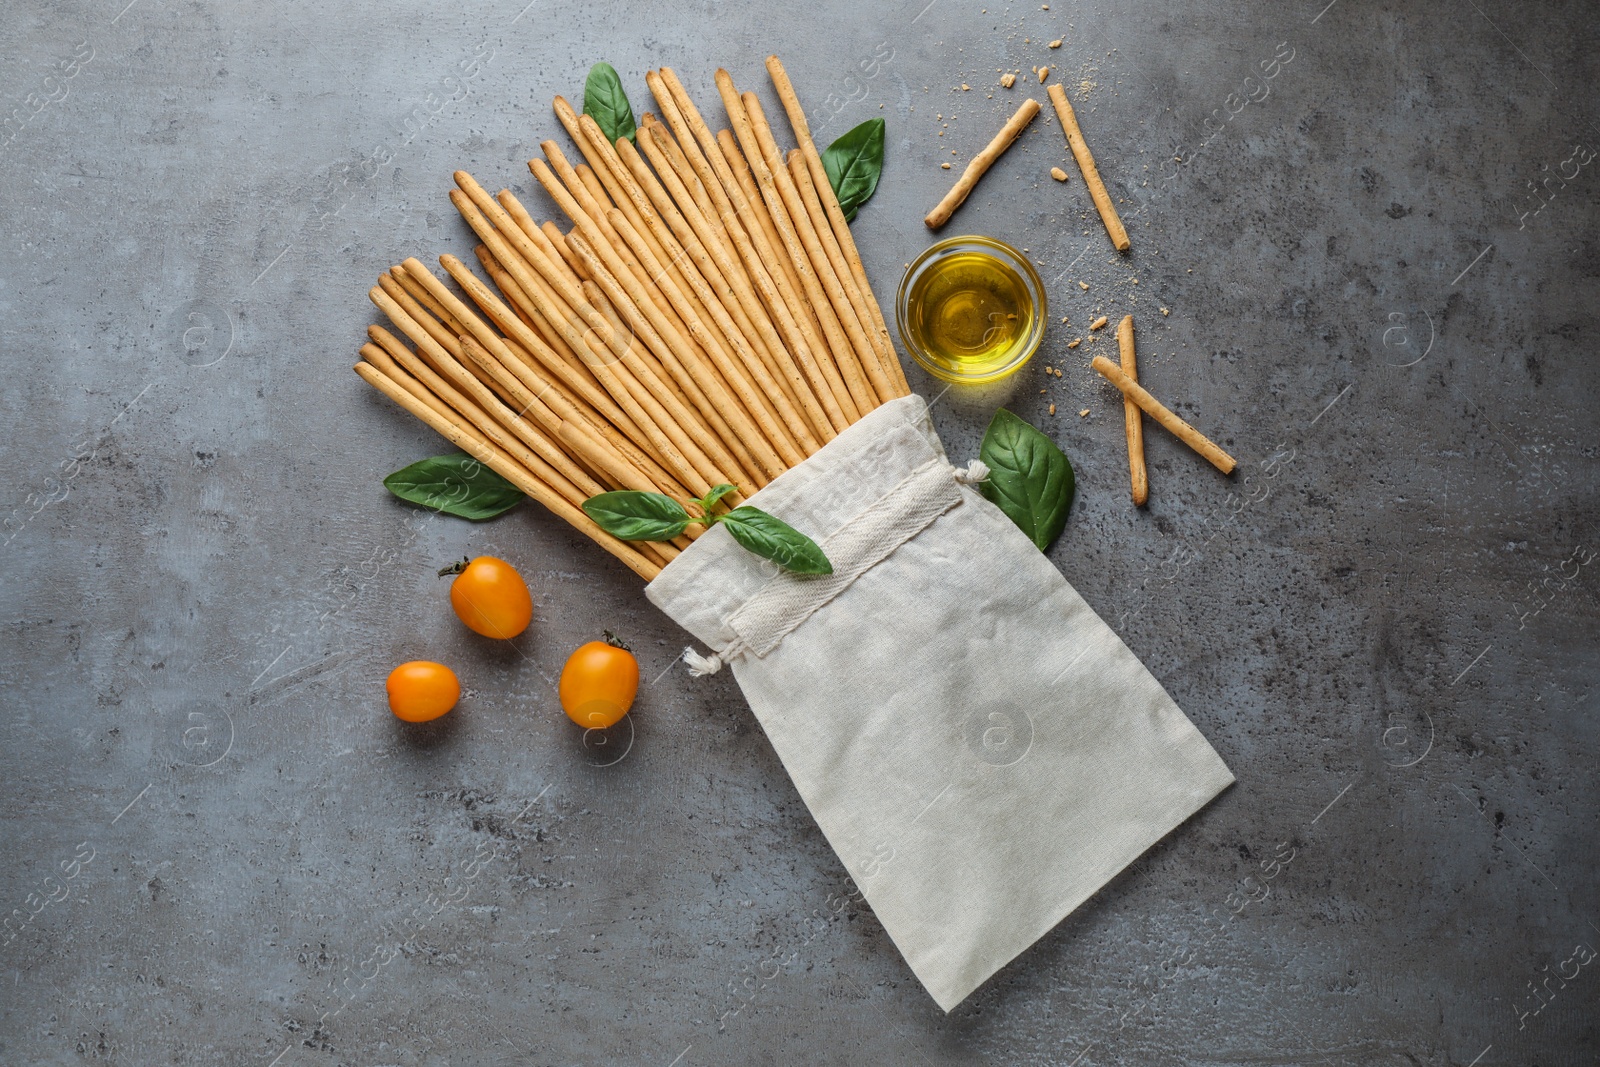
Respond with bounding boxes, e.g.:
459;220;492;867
897;236;1046;384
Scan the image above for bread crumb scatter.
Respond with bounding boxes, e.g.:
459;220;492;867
1067;338;1081;348
1050;166;1068;181
1000;73;1017;88
941;162;952;169
1039;67;1050;82
1160;307;1170;316
1078;281;1090;290
1079;408;1090;417
1089;316;1109;330
1049;402;1056;415
1049;39;1062;48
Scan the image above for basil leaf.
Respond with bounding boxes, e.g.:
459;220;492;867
383;453;523;521
698;483;738;513
716;507;833;574
582;490;689;540
821;118;886;222
977;408;1076;551
582;62;637;145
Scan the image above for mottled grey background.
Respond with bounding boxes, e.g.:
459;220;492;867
1;0;1596;1063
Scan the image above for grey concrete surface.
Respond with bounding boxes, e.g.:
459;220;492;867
1;0;1596;1063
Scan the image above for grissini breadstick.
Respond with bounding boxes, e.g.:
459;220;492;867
524;160;762;487
785;149;898;404
415;231;717;498
571;110;733;352
453;333;674;503
361;339;677;569
607;196;816;464
651;66;852;435
739;89;878;417
573;113;766;426
574;262;757;484
555;95;659;250
1116;315;1148;506
473;248;543;334
641;111;713;222
925;97;1041;229
355;360;664;581
369;327;614;523
402;240;634;452
540;143;630;257
716;129;835;398
451;185;688;483
378;272;470;366
573;163;614;217
1089;356;1236;474
652;65;851;428
565;229;781;486
439;245;686;498
764;55;909;398
602;205;805;469
442;250;619;425
495;191;584;291
623;124;808;426
363;320;597;507
531;152;704;401
636;122;833;444
716;127;860;429
544;220;590;281
391;263;467;337
472;243;594;385
1047;83;1130;252
633;116;777;366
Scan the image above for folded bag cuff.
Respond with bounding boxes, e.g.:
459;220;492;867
646;394;946;648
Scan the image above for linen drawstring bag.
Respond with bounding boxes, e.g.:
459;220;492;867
646;393;1235;1011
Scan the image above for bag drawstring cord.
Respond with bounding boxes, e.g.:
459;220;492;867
682;646;725;677
953;459;990;485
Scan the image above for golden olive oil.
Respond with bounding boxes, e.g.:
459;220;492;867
906;250;1037;382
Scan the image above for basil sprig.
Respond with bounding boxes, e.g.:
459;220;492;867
583;484;832;574
383;452;523;521
977;409;1076;551
821;118;885;222
583;62;637;145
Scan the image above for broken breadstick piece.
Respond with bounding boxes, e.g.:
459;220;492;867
1090;356;1235;474
1047;83;1130;252
1116;315;1148;507
924;98;1042;229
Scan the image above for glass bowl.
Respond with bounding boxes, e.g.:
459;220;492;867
895;235;1047;385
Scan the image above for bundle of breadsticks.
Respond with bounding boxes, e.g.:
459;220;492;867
353;58;910;581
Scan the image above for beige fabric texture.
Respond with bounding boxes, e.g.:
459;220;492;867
646;394;1235;1011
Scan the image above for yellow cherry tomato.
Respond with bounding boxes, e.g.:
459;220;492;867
559;635;638;729
446;556;533;639
386;661;461;723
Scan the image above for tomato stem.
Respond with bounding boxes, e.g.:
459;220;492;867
437;556;471;578
603;629;632;651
